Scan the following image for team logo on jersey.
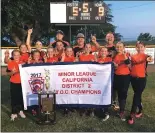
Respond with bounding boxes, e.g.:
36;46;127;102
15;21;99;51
29;77;44;93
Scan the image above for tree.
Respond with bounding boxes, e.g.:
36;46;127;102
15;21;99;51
1;0;122;46
2;0;54;46
137;33;152;41
114;33;122;42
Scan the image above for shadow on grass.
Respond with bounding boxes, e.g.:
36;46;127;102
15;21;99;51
1;104;11;117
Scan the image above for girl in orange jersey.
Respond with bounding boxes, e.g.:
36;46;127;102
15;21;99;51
7;50;26;121
61;46;75;62
76;43;96;116
27;50;43;64
128;42;153;125
77;43;96;62
97;47;113;121
44;46;58;63
113;42;131;121
98;47;112;63
4;44;31;64
54;41;65;61
27;50;43;116
26;29;46;61
60;46;75;115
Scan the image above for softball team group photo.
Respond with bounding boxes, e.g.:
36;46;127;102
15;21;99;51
4;29;153;125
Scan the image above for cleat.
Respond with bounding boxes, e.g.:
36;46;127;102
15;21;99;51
128;117;134;125
135;112;143;118
102;114;109;121
19;111;26;118
112;102;120;111
11;114;17;121
117;112;126;121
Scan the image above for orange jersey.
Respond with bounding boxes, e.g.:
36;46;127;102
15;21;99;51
46;57;58;63
7;60;22;83
91;45;98;52
54;50;63;60
98;57;112;63
79;54;95;62
113;53;130;75
64;56;75;62
30;60;43;64
20;52;30;63
40;51;46;60
130;53;148;77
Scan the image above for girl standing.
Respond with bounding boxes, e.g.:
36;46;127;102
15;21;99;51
97;47;112;121
27;50;43;115
76;43;96;116
7;50;26;121
128;42;153;124
60;46;75;115
113;42;131;121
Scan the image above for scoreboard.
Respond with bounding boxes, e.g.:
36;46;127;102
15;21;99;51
66;2;105;23
50;2;106;24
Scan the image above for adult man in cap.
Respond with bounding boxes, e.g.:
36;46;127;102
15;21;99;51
73;33;86;57
50;30;70;48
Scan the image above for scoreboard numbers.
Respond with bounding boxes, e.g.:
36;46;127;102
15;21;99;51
50;2;106;23
98;7;104;16
83;3;89;13
73;7;78;16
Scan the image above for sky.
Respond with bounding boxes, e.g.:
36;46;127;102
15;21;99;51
105;1;155;41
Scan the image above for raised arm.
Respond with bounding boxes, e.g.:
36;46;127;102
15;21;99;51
4;49;11;64
91;36;100;49
26;29;33;53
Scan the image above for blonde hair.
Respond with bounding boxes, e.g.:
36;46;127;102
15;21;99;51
35;41;42;45
47;46;54;51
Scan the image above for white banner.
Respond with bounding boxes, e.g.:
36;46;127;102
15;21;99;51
19;63;113;110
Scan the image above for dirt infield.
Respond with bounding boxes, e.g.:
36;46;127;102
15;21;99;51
1;65;155;76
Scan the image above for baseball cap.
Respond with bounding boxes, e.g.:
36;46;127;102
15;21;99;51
56;30;64;35
76;33;85;38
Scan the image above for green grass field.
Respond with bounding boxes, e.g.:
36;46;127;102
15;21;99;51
1;73;155;132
